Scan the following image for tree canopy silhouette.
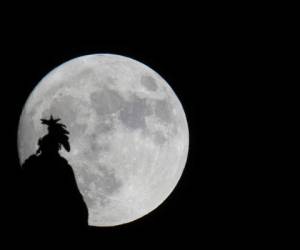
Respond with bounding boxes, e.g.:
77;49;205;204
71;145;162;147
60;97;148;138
36;115;70;155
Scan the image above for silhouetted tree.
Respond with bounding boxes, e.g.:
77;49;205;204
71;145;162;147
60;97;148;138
21;115;88;238
36;115;70;155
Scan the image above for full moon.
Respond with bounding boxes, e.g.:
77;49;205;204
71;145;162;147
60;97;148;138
18;54;189;227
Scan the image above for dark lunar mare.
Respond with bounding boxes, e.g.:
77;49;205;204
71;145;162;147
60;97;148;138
20;115;88;240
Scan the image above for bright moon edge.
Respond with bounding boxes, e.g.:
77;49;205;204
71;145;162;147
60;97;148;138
17;54;189;227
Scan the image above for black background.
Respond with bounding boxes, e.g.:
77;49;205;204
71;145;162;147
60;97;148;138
0;14;264;247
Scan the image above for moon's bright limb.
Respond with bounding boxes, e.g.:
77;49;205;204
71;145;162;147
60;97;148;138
18;54;189;227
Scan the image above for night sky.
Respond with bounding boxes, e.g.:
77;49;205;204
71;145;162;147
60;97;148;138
1;16;262;247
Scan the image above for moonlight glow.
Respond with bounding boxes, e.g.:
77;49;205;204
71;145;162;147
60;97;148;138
18;54;189;227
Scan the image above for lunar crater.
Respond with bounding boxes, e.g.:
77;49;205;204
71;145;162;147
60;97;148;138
96;164;122;195
154;98;174;124
119;94;152;130
90;87;125;117
141;75;158;91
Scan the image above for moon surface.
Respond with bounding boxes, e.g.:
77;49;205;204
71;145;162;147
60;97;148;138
18;54;189;227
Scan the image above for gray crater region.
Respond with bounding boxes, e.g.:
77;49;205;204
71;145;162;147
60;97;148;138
18;54;189;227
141;75;158;91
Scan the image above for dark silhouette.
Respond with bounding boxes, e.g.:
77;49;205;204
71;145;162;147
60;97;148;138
21;115;88;237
